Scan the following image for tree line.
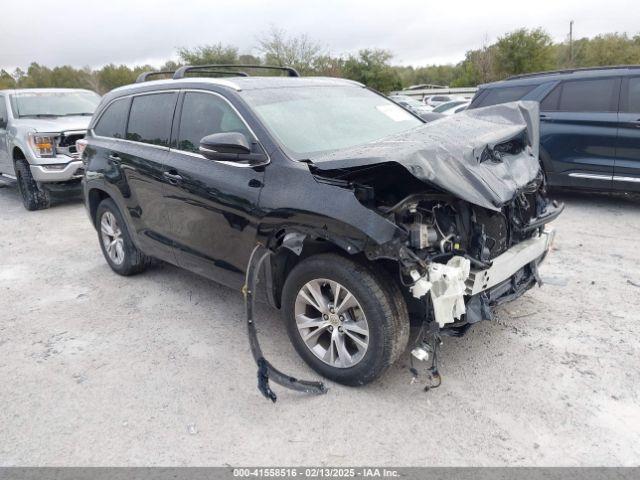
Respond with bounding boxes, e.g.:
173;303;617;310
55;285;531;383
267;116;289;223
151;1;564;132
1;27;639;94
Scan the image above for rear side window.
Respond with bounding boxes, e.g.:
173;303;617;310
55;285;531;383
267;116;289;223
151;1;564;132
541;78;620;112
176;92;251;153
126;93;177;146
473;85;536;108
623;77;640;113
94;98;129;138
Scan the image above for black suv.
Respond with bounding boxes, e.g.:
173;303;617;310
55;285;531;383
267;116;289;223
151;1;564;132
81;65;561;386
469;66;640;192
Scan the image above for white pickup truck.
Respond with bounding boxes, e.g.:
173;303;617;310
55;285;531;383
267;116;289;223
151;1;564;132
0;88;100;210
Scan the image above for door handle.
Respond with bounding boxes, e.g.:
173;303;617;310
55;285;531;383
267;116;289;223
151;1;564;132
163;170;183;184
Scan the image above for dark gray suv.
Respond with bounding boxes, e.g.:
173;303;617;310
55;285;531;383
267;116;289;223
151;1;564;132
469;66;640;192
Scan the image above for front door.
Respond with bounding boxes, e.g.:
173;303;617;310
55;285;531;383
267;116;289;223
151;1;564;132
162;90;266;288
614;76;640;191
539;76;621;190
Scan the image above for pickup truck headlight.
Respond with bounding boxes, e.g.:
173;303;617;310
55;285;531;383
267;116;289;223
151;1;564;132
28;133;57;158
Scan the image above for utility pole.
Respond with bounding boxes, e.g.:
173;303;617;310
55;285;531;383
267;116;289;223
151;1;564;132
569;20;574;66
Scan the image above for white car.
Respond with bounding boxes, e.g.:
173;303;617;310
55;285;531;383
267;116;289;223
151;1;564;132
423;95;464;108
432;100;470;115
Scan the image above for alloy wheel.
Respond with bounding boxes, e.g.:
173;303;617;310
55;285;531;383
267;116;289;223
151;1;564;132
294;278;370;368
100;211;125;265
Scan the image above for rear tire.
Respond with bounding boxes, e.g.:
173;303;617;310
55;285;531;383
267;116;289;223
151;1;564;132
15;160;50;211
281;253;410;386
95;198;152;276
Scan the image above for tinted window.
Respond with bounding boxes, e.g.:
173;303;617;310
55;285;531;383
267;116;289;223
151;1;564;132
94;98;129;138
126;93;177;146
474;85;536;108
625;77;640;113
176;92;252;153
543;78;619;113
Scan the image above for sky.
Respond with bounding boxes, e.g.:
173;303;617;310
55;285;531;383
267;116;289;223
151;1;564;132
2;0;639;70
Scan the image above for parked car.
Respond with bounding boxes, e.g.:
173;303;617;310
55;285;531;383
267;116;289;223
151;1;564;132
0;88;101;210
469;66;640;192
81;66;561;386
417;111;446;122
423;94;463;108
432;100;470;115
388;94;432;116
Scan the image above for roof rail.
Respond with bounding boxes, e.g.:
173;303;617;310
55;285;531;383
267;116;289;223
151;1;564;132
506;65;640;81
173;64;300;79
135;71;175;83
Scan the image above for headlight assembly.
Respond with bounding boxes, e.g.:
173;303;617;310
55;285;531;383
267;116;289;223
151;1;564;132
28;133;57;158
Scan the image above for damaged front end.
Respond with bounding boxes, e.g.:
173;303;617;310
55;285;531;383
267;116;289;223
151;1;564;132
307;101;563;385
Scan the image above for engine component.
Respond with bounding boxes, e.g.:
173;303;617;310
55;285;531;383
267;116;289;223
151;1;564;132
409;222;438;249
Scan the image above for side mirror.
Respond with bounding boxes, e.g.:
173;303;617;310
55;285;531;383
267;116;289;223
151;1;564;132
199;132;251;160
0;117;6;129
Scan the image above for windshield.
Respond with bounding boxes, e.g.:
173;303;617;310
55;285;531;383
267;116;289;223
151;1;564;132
241;86;423;158
11;91;101;118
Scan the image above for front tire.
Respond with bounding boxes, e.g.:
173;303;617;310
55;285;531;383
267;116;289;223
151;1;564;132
15;160;50;211
95;198;152;276
281;253;410;386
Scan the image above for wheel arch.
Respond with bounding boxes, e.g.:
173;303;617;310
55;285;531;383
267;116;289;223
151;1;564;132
259;222;399;310
87;187;112;227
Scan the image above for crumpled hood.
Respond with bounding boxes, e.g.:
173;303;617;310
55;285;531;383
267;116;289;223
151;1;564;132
309;101;541;211
11;116;91;133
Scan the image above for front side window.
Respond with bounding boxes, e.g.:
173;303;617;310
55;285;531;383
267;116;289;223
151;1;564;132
240;86;422;158
94;98;129;138
541;78;620;113
10;91;100;118
126;93;177;147
176;92;251;153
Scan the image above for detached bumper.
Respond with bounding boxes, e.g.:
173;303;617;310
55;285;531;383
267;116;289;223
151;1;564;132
30;161;84;182
466;227;555;296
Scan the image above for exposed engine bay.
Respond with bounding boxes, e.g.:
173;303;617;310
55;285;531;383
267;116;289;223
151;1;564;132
313;161;561;330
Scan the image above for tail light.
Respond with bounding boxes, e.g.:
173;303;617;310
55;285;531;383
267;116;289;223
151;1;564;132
76;139;88;159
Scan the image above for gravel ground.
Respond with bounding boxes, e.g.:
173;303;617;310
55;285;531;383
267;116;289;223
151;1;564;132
0;182;639;467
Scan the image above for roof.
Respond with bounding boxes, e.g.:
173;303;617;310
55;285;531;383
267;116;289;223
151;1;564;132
0;88;96;95
480;65;640;89
109;76;364;96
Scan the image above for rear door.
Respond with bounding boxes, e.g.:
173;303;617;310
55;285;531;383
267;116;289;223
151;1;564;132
614;76;640;191
539;77;621;190
161;90;266;288
91;91;179;261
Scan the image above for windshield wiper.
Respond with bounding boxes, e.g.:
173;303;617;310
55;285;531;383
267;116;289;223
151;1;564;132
61;112;93;116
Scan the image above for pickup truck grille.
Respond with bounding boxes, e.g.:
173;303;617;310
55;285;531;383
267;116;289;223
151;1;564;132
56;130;86;158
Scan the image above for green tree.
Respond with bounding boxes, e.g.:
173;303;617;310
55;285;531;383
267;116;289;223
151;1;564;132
0;70;16;89
257;26;325;74
342;49;402;93
96;64;149;93
177;43;240;65
581;33;640;66
493;28;554;78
